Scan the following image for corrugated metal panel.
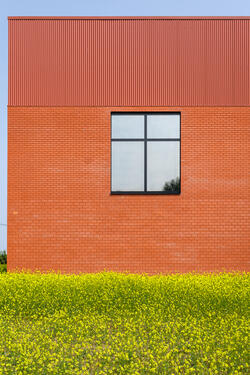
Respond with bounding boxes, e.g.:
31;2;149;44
8;17;250;106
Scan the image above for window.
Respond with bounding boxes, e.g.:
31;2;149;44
111;113;180;194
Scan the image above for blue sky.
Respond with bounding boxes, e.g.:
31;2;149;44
1;0;250;251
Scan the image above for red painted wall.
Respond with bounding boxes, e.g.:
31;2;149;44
8;18;250;273
8;106;250;273
8;17;250;107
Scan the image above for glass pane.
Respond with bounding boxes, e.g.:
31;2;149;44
112;115;144;139
112;142;144;191
147;142;180;192
147;114;180;139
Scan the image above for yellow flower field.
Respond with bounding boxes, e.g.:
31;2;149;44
0;272;249;374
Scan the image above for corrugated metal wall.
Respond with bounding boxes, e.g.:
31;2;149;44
8;17;250;106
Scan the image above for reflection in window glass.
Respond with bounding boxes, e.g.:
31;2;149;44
112;115;144;139
147;142;180;192
147;114;180;139
112;142;144;191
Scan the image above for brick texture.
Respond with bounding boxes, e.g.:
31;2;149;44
7;106;250;274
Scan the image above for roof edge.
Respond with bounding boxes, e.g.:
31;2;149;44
8;16;250;20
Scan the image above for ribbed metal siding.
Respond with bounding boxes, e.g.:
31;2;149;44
8;18;250;106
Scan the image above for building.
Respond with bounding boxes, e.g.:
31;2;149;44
8;17;250;273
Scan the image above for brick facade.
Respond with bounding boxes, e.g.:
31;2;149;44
7;106;250;273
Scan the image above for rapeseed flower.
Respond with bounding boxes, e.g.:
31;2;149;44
0;272;248;374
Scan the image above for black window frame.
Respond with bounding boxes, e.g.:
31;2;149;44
111;112;181;195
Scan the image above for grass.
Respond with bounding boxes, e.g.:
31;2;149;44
0;272;249;374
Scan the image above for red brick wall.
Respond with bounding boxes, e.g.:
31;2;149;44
7;106;250;273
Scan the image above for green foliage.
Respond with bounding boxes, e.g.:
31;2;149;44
163;177;180;193
0;264;6;273
0;250;7;265
0;272;248;374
